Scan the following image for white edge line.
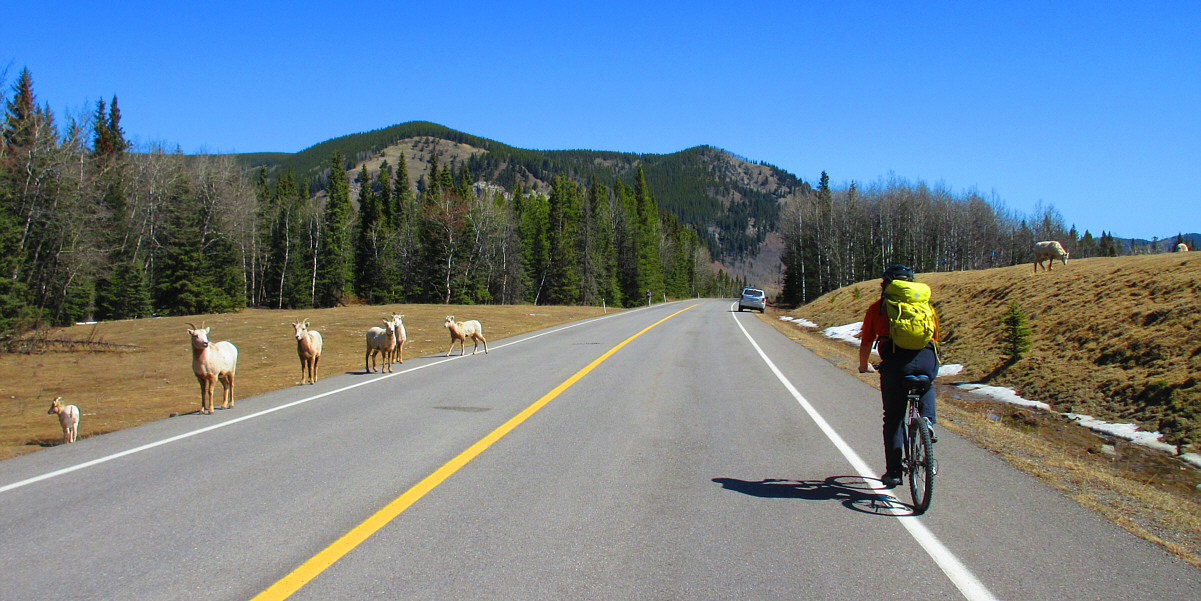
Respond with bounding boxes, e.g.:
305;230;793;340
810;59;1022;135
731;312;999;601
1;307;652;495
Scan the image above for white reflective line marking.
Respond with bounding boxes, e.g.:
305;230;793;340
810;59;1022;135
731;312;999;601
2;308;647;495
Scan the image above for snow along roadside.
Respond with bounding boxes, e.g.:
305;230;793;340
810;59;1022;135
777;316;1201;470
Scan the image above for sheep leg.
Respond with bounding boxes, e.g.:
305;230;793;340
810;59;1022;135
220;373;234;409
199;376;213;414
311;356;320;384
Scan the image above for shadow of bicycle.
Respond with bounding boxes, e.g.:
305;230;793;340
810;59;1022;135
712;475;915;516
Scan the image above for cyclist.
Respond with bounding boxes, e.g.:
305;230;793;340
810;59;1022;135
857;264;940;488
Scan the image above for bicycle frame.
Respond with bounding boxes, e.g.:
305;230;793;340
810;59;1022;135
901;375;935;514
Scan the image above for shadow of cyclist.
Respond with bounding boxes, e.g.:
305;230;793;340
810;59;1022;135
712;475;916;516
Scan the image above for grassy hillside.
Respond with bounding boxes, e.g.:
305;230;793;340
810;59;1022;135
790;253;1201;451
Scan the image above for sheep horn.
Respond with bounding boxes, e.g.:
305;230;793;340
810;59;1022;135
186;322;198;330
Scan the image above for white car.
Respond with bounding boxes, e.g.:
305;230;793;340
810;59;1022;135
738;288;766;312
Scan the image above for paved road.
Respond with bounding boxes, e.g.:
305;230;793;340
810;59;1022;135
2;301;1198;600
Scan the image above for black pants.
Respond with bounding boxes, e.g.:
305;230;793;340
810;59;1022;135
878;342;939;475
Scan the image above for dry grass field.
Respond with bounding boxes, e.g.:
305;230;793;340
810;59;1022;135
771;251;1201;567
0;303;611;461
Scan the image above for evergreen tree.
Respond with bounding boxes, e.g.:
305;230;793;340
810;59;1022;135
519;190;550;304
633;167;664;300
390;152;420;299
94;258;152;320
353;165;385;301
545;175;581;304
1000;301;1033;362
315;151;354;307
153;178;220;315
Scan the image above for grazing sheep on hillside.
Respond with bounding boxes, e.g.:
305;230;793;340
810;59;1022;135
388;314;408;365
1177;243;1189;252
1033;240;1069;272
47;397;80;444
444;315;488;356
186;323;239;414
365;318;398;373
291;319;323;385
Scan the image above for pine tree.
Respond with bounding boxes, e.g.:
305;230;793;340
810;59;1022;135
519;190;550;304
633;166;663;300
95;258;152;320
315;151;354;307
353;165;384;301
1000;301;1032;362
545;175;581;304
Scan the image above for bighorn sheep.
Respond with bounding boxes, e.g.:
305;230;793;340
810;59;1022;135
47;397;80;444
388;314;408;365
365;318;398;373
186;323;239;414
444;315;488;356
291;319;323;385
1033;240;1069;272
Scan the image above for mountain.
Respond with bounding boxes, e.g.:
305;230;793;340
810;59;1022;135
234;121;812;288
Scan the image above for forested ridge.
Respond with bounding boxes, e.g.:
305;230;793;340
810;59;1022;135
1;68;1195;337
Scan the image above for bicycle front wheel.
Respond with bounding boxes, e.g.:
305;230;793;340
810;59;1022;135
908;419;935;514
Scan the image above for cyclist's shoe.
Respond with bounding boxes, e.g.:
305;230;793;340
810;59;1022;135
925;417;938;443
881;471;903;488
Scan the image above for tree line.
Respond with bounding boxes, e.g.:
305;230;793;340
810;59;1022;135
0;68;722;336
776;172;1192;306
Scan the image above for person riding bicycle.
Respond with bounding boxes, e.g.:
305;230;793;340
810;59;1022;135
857;264;940;488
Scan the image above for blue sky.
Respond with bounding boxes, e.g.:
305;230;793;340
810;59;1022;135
4;1;1198;239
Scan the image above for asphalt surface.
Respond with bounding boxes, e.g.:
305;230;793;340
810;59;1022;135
1;300;1198;600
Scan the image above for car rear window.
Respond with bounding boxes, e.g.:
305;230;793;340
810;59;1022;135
744;289;764;297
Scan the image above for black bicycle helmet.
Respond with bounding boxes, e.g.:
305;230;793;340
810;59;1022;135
882;264;914;283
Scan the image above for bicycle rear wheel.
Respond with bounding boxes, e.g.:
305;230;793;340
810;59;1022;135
908;419;935;514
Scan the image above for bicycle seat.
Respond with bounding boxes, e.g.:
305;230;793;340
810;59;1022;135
902;374;932;392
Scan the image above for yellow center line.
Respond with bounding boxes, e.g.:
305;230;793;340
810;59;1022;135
251;304;697;601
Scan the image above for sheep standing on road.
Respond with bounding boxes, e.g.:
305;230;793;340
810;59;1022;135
388;314;408;365
365;318;398;373
291;319;323;385
186;323;239;414
444;315;488;356
1033;240;1069;272
47;397;80;444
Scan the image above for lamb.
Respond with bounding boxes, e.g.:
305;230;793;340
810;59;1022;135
444;315;488;356
1177;243;1189;253
365;318;398;373
1033;240;1069;272
388;314;408;365
47;397;80;444
186;323;239;414
291;319;323;385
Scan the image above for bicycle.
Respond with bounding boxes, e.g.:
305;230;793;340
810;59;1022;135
901;374;936;514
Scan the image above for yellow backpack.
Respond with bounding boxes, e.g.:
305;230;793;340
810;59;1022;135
882;280;937;351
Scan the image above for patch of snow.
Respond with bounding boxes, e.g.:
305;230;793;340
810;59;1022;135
780;316;818;328
938;364;964;377
1063;413;1178;454
954;383;1053;411
823;322;862;345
